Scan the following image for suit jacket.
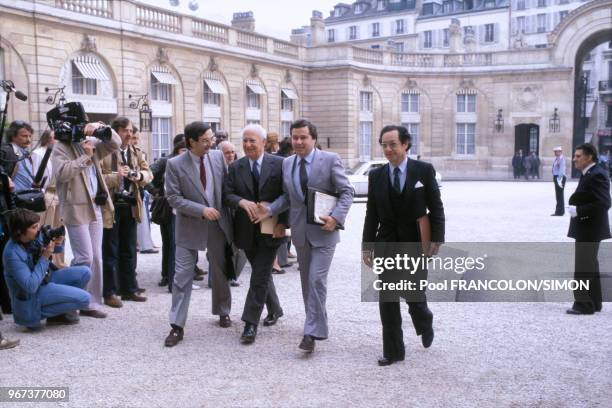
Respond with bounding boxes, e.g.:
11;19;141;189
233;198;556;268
362;159;445;245
165;149;232;250
100;144;153;223
51;131;121;229
568;164;611;242
269;149;354;247
223;153;288;251
0;143;18;177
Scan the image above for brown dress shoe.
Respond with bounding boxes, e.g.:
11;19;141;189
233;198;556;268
104;295;123;308
121;293;147;302
79;309;107;319
164;326;184;347
219;315;231;328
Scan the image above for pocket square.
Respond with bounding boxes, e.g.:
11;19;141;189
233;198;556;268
415;181;424;188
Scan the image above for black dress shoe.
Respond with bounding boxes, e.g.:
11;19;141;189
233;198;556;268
240;323;257;344
566;308;594;315
47;312;79;325
158;277;169;287
164;326;184;347
421;328;434;348
193;274;204;281
377;356;404;367
272;267;286;275
263;311;284;327
219;315;231;328
550;213;564;216
298;335;315;353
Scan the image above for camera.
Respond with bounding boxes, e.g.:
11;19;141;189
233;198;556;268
46;102;112;144
127;169;139;179
40;225;65;246
94;190;108;206
114;190;137;206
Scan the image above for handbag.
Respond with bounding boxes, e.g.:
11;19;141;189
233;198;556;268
150;196;172;225
14;189;46;212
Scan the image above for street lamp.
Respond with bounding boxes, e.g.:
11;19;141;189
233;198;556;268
495;108;504;133
128;94;153;132
549;107;560;133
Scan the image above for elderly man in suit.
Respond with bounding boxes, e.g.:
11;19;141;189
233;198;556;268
164;122;233;347
260;119;354;353
223;124;286;343
566;143;611;315
362;125;445;366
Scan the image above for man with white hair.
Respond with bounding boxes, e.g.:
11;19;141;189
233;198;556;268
218;141;237;169
552;146;566;216
223;124;286;343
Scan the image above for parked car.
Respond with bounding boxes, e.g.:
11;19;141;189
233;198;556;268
347;159;442;197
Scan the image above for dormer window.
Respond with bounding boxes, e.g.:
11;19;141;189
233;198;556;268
355;3;365;14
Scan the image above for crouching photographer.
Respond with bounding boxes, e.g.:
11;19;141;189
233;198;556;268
50;103;121;318
2;209;92;330
100;117;153;305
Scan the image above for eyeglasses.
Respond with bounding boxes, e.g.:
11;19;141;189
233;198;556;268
200;136;216;145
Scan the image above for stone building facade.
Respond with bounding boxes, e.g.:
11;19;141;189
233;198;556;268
0;0;610;177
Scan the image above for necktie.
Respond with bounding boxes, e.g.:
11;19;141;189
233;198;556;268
252;161;260;184
299;158;308;197
393;167;401;194
199;156;207;190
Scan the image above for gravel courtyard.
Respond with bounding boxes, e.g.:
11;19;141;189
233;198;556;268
1;180;611;407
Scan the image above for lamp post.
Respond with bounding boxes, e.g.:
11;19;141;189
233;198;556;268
128;94;153;132
495;108;504;133
549;107;560;133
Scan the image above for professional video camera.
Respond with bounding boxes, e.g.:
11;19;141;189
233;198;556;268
46;102;112;144
40;225;65;246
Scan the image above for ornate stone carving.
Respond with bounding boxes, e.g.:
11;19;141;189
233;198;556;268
207;56;218;72
515;86;540;111
250;64;259;78
157;47;169;64
459;79;475;89
81;34;97;52
362;74;372;87
284;69;292;83
449;18;463;53
404;78;417;89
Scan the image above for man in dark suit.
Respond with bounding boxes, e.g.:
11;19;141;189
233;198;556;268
566;143;611;315
223;124;286;343
362;125;445;366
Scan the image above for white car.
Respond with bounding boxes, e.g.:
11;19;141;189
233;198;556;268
347;160;442;197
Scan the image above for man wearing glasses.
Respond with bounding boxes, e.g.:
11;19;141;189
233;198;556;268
163;122;233;347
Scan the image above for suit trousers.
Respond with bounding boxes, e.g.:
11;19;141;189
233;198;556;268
66;206;104;308
573;241;602;313
379;300;433;360
169;222;231;328
554;175;566;215
102;205;138;297
295;243;336;339
242;244;283;325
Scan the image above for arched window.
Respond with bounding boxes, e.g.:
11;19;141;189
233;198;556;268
203;72;227;133
246;80;266;124
280;87;298;137
71;55;109;95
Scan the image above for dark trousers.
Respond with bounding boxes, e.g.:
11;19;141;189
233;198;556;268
553;175;566;215
0;234;11;314
573;242;602;313
513;167;520;179
102;205;138;297
242;244;283;325
160;214;176;292
379;300;433;360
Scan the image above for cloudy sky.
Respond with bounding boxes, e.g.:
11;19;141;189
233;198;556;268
141;0;339;40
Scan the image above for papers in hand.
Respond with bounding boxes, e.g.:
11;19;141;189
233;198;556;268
258;201;278;235
313;191;338;224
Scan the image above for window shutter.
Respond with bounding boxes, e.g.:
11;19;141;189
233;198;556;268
478;25;485;44
494;23;499;43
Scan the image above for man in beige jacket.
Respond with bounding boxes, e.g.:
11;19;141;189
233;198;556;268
52;122;121;318
101;117;153;305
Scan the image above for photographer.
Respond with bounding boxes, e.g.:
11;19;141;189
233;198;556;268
3;121;34;193
101;117;153;304
2;209;91;329
52;121;121;317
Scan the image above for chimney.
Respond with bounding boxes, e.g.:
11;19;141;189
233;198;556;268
310;10;325;45
231;11;255;32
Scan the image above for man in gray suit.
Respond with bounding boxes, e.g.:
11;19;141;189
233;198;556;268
164;122;233;347
260;119;354;353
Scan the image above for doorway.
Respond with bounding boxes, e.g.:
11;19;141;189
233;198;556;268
514;124;539;156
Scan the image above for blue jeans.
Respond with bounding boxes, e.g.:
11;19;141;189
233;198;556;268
38;266;91;319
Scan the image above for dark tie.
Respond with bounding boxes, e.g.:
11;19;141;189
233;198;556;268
252;161;260;201
299;158;308;197
393;167;401;194
199;156;207;190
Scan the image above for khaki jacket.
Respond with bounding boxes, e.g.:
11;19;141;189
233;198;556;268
100;144;153;223
51;131;121;229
